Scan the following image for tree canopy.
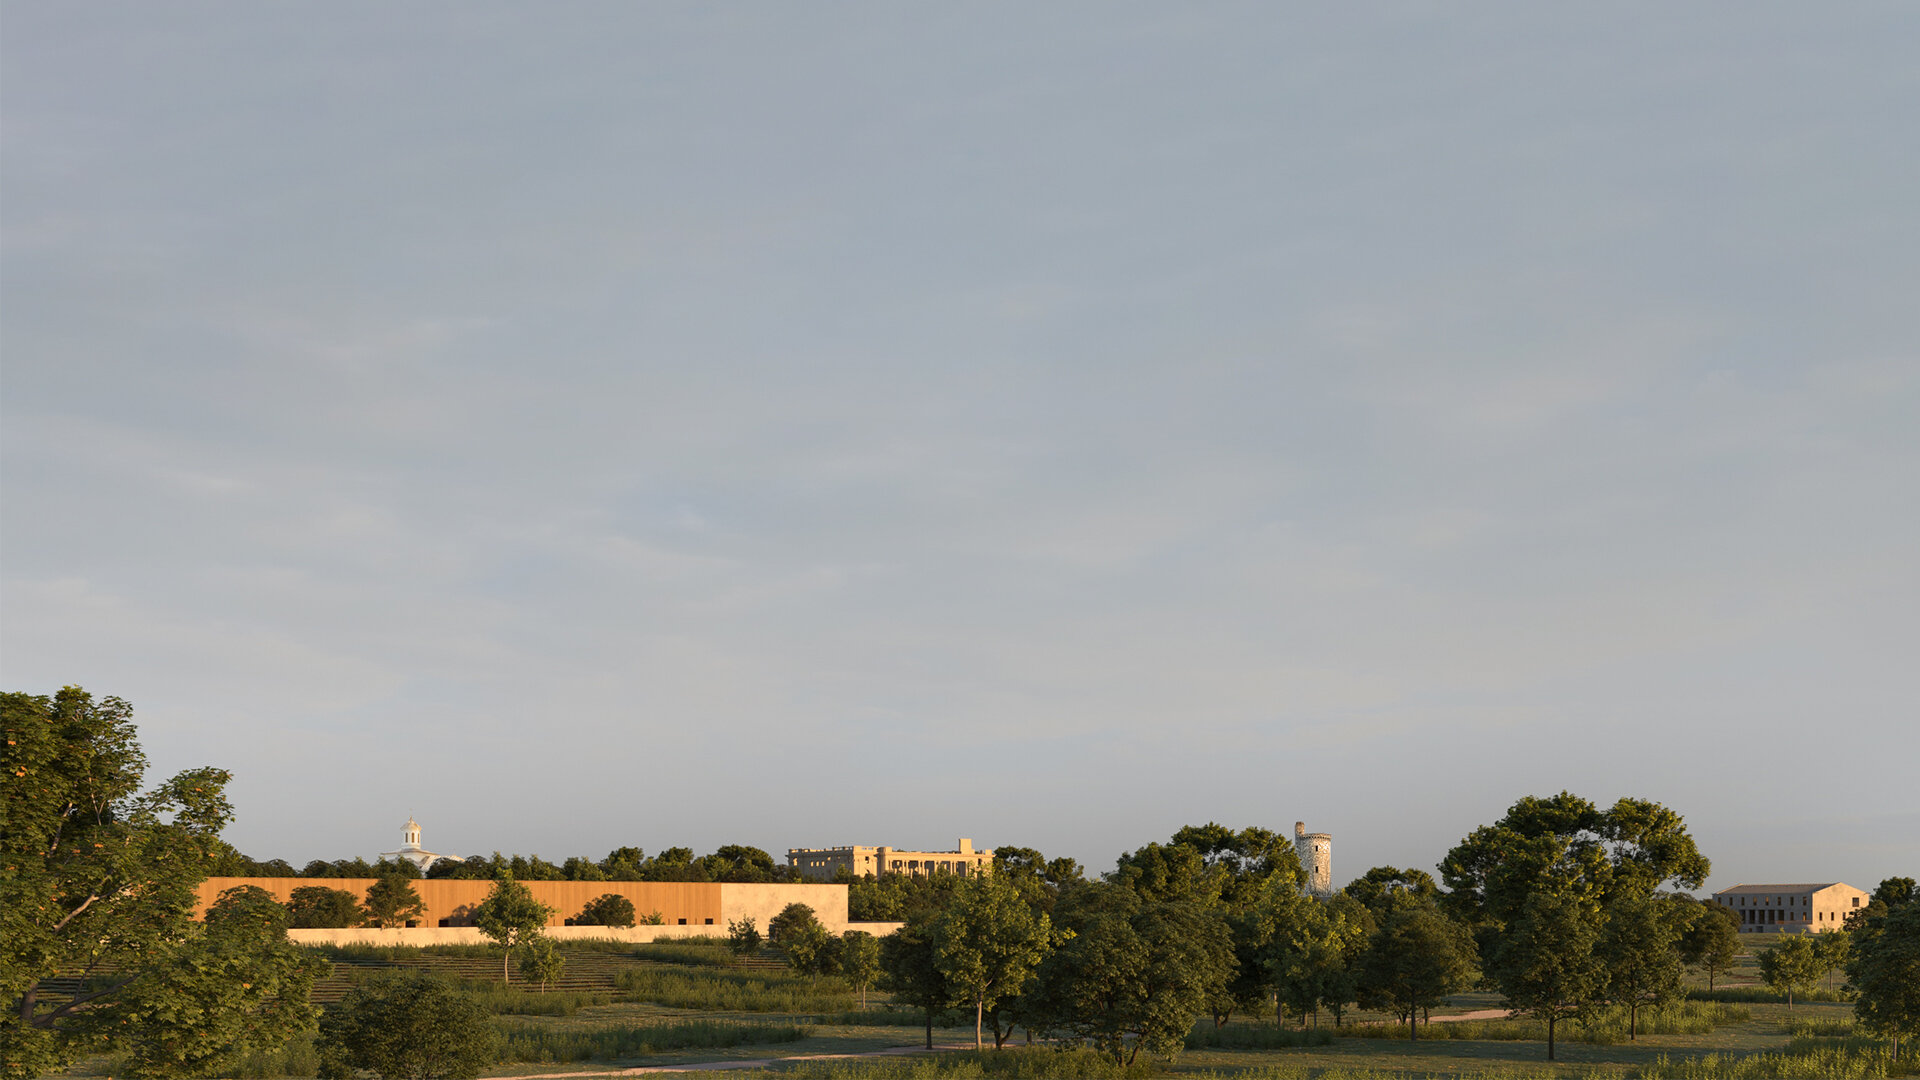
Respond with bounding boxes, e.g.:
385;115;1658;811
1;688;303;1079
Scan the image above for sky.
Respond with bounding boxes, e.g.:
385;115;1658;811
3;4;1915;895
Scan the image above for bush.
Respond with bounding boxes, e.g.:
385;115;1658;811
569;892;637;927
317;971;500;1079
288;886;365;929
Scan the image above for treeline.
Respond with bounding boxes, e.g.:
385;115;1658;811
848;798;1918;1065
215;843;805;883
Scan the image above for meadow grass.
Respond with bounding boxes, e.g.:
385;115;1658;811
762;1046;1160;1079
630;940;740;967
497;1018;811;1062
1327;1003;1749;1046
612;964;857;1013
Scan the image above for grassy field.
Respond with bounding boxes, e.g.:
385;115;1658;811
53;934;1911;1079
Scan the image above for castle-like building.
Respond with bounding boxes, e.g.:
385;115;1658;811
1295;821;1332;898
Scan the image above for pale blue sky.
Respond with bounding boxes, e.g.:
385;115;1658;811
4;4;1915;891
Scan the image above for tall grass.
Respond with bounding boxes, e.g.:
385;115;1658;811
631;941;740;967
1186;1024;1336;1050
1789;1016;1863;1038
774;1047;1159;1079
1332;1002;1746;1045
812;1008;943;1027
446;980;616;1015
612;965;856;1013
1686;985;1854;1004
498;1018;810;1062
1633;1047;1912;1079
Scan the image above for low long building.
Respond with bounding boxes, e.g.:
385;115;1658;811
1709;882;1869;934
787;838;993;880
195;877;852;933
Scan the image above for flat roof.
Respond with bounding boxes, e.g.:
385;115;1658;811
1712;883;1848;894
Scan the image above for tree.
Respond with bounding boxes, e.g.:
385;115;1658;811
707;845;779;882
1758;934;1827;1012
841;931;881;1009
364;876;427;929
727;916;762;955
880;914;951;1050
1441;793;1709;956
1488;885;1607;1061
768;902;822;945
784;921;840;986
1028;886;1232;1065
316;971;500;1079
1678;900;1741;991
1872;878;1916;912
1599;892;1689;1039
1353;895;1478;1039
1847;901;1920;1060
470;874;554;983
287;886;366;929
2;688;262;1079
1262;892;1371;1028
934;871;1053;1049
1344;867;1440;920
569;893;637;928
116;886;324;1079
517;936;565;990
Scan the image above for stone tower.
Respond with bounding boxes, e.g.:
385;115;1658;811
1294;821;1332;898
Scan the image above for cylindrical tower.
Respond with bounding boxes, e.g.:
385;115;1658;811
1294;821;1333;898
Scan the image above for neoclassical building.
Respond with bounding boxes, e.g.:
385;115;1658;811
788;838;993;880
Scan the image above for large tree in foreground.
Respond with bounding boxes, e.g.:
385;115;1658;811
934;870;1052;1049
317;971;499;1080
1440;792;1709;954
2;688;298;1079
1488;885;1607;1061
1353;894;1478;1038
1848;901;1920;1060
117;886;323;1078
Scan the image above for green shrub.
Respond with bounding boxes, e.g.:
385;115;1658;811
1185;1023;1336;1050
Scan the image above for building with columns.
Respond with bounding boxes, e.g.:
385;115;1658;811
788;839;993;880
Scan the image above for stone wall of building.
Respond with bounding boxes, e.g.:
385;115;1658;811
1294;822;1333;898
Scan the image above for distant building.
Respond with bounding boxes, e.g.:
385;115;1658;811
1295;822;1332;898
788;838;993;880
1710;882;1869;934
380;818;458;873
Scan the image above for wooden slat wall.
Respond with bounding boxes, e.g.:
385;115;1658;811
195;877;724;928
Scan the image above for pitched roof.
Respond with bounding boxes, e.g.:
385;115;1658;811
1712;883;1848;894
